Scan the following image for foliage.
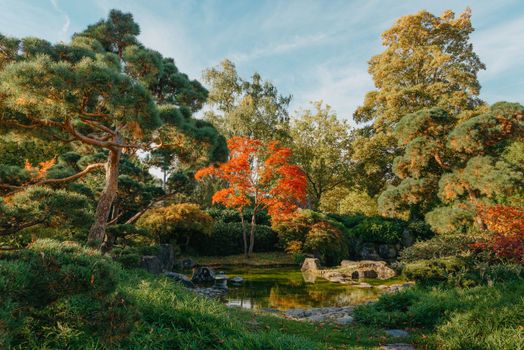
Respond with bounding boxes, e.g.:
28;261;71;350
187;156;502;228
0;239;328;349
354;281;524;349
273;210;350;265
206;206;271;226
399;234;477;263
352;9;485;196
190;222;277;256
196;136;306;256
137;203;213;249
402;257;467;284
290;102;353;209
346;216;404;244
320;186;379;216
0;9;225;245
0;186;92;238
203;59;291;142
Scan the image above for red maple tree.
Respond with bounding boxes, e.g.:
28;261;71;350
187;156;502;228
195;136;307;257
474;204;524;265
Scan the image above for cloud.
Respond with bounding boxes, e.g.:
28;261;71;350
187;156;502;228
49;0;70;39
230;33;329;63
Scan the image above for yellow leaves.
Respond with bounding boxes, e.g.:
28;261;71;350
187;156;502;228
24;158;56;181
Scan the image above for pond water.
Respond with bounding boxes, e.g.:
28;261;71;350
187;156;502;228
194;266;387;311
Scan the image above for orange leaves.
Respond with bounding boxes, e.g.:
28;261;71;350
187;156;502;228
478;204;524;236
24;158;56;181
195;136;307;221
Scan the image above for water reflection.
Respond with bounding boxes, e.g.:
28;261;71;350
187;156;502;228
218;267;382;310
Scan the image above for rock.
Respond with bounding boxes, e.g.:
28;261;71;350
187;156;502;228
335;315;353;325
385;329;410;338
323;260;396;281
301;258;321;272
213;272;228;290
307;314;326;322
360;244;381;260
401;228;414;247
381;344;415;350
285;308;306;318
229;276;244;286
191;266;216;283
357;282;373;288
164;272;194;288
378;244;397;259
158;244;175;271
181;258;196;269
140;256;162;274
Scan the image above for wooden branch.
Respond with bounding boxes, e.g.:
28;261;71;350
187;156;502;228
80;118;116;135
38;163;105;185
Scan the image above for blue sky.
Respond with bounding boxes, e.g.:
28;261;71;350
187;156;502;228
1;0;523;122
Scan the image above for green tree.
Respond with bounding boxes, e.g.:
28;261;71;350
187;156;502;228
0;10;225;247
203;59;291;142
352;9;485;196
290;101;353;209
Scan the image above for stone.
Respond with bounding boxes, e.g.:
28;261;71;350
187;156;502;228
229;276;244;285
321;260;396;281
191;266;216;283
158;244;175;271
301;258;321;272
385;329;410;338
213;272;228;290
401;228;414;247
140;256;162;274
335;315;353;325
378;244;397;259
381;344;415;350
360;244;381;260
357;282;373;288
285;308;306;318
181;258;196;269
307;314;326;322
164;272;194;288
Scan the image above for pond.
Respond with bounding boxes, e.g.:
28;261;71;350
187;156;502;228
193;266;389;310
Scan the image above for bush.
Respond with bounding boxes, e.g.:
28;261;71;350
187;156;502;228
0;238;324;349
137;203;213;249
206;207;271;226
354;282;524;349
347;216;404;244
111;245;161;269
303;222;348;266
399;234;477;263
190;222;278;256
402;257;467;284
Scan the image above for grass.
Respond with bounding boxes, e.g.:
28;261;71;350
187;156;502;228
183;251;296;267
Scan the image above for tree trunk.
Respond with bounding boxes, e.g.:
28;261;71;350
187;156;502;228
240;212;248;258
248;210;256;257
88;145;122;245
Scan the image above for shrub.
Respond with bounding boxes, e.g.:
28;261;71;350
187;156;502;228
191;222;278;256
347;216;404;244
206;207;271;226
111;245;161;269
399;234;477;263
137;203;213;249
402;257;467;284
303;222;348;266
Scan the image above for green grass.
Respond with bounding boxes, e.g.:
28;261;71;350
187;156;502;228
0;240;389;349
184;251;296;267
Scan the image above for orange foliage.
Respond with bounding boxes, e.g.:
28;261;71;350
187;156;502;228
24;158;56;181
195;136;307;222
474;204;524;265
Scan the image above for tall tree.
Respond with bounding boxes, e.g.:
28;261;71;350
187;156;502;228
0;10;226;246
289;101;353;209
195;137;306;257
352;9;485;195
203;59;292;142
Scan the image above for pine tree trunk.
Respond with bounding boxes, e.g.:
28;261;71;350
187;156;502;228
88;145;122;246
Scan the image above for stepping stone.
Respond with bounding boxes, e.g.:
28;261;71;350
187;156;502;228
381;344;415;350
307;314;326;322
285;308;305;318
385;329;409;337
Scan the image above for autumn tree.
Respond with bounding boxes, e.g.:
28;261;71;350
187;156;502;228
203;59;292;142
352;9;485;196
195;137;306;257
0;10;225;247
289;101;353;209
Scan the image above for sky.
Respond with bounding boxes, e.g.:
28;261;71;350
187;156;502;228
1;0;523;122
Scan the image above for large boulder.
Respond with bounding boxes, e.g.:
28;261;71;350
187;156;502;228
301;258;321;272
140;256;162;274
360;244;381;260
378;244;397;259
158;244;175;271
191;266;216;283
